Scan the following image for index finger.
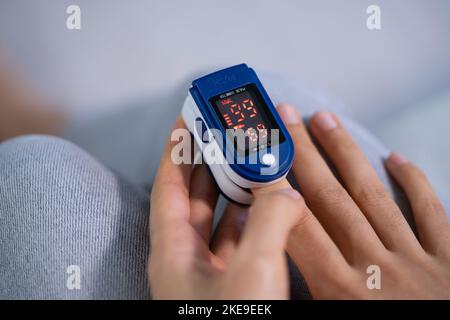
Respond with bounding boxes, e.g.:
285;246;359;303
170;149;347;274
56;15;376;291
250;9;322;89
251;179;292;196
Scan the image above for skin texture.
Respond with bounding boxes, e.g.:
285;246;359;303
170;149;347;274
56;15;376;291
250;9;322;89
149;105;450;300
277;104;450;299
148;118;305;299
1;56;447;299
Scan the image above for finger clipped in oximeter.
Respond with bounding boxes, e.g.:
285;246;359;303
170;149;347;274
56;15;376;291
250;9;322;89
181;64;294;205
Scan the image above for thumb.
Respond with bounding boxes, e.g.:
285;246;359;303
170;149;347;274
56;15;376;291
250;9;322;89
238;188;305;257
220;188;305;299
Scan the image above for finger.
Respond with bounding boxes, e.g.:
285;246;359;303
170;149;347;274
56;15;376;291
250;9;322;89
287;206;355;297
252;179;292;195
150;117;192;243
236;188;354;298
253;179;354;296
211;166;292;263
308;111;420;253
250;182;353;298
386;153;449;255
210;202;249;264
227;189;304;299
277;103;384;264
237;189;305;258
189;164;220;242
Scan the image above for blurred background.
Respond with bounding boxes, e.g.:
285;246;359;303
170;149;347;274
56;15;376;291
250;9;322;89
0;0;449;196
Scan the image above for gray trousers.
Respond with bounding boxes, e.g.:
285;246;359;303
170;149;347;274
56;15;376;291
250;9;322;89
0;73;438;299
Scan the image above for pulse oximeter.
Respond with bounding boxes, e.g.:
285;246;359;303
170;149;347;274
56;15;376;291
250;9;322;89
181;64;294;205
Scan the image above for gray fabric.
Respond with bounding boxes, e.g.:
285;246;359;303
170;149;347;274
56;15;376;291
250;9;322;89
0;135;150;299
0;73;435;299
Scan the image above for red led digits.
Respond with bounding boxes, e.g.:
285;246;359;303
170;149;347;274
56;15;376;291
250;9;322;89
256;123;267;140
224;114;232;127
246;128;258;143
242;99;257;118
223;98;257;129
218;92;268;146
230;103;245;124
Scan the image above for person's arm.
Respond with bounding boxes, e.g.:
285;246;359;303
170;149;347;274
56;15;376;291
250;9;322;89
148;117;305;299
276;103;450;299
0;58;64;141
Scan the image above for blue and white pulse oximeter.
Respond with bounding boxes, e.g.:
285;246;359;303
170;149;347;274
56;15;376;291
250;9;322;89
182;64;294;205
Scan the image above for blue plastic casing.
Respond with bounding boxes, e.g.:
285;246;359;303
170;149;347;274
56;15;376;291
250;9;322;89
189;64;294;183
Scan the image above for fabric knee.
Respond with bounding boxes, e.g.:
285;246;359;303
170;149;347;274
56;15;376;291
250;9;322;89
0;135;150;299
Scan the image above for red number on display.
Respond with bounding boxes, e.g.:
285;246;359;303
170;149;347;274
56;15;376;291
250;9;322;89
257;123;267;140
246;128;258;143
222;98;262;135
230;103;245;123
242;99;257;118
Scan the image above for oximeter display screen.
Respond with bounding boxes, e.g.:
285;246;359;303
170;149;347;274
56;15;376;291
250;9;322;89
210;83;284;153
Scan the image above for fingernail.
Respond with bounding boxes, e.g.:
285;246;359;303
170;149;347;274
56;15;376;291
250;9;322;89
277;103;300;125
313;112;337;131
276;188;302;200
389;152;409;166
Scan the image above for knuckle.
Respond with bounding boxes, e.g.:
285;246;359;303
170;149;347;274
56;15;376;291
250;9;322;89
295;207;314;228
418;197;446;215
433;224;450;259
262;191;297;206
255;193;285;209
345;216;370;235
321;268;360;299
311;184;349;207
354;183;389;206
293;133;316;153
330;131;356;153
257;192;303;217
430;198;445;215
353;182;407;230
269;192;292;202
385;208;408;230
435;223;450;241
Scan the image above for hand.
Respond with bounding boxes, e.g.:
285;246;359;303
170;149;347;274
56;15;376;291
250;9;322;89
277;104;450;299
148;118;305;299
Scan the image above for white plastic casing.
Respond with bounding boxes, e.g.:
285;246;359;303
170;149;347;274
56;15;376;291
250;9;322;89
181;92;287;205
